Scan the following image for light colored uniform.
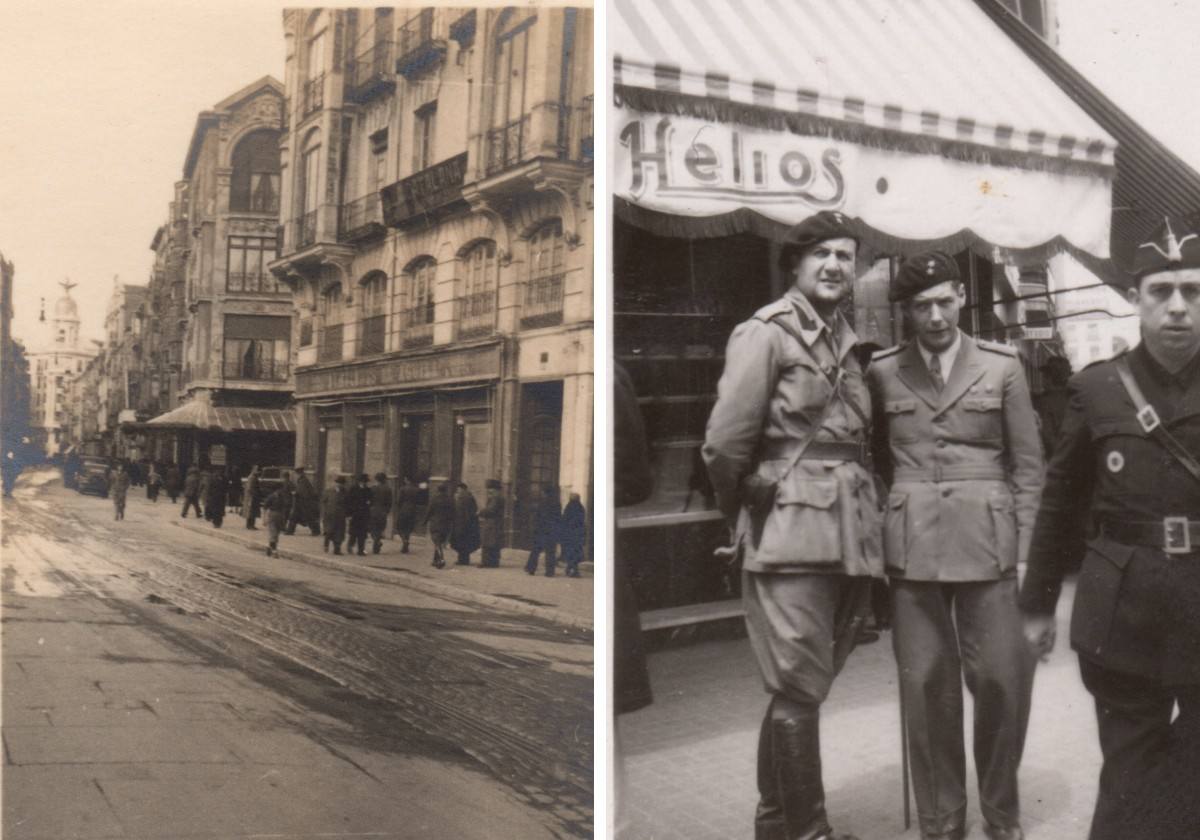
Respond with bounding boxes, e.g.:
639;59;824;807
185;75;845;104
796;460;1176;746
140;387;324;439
868;333;1043;837
704;289;882;704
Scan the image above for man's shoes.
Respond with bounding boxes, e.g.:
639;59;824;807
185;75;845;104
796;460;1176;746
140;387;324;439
923;827;966;840
983;823;1024;840
856;628;881;645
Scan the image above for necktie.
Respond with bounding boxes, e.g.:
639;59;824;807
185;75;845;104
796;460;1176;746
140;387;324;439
929;353;945;393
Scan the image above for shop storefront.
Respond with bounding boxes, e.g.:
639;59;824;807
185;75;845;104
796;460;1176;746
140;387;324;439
610;0;1120;617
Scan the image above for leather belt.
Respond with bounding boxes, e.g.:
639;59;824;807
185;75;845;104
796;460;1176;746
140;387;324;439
893;465;1007;482
1100;517;1200;554
762;439;868;465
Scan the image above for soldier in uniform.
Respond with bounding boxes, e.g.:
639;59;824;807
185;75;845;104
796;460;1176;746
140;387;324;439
703;210;882;840
1021;216;1200;840
867;252;1043;840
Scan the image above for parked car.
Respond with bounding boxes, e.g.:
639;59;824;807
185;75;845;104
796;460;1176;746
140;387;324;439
76;456;115;497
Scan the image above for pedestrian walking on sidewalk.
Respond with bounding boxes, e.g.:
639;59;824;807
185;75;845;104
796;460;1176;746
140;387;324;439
393;475;419;553
320;475;347;554
868;251;1043;840
205;467;228;528
369;472;392;554
243;465;261;530
262;473;293;557
346;474;372;556
561;492;587;578
425;482;453;568
180;466;202;518
164;462;181;504
478;479;504;567
524;484;561;576
450;483;480;566
110;463;131;520
1021;216;1200;840
702;211;882;840
197;468;211;519
146;463;161;502
289;466;321;536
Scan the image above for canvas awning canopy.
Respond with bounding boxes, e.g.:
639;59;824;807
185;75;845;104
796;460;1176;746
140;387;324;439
141;401;296;433
611;0;1118;267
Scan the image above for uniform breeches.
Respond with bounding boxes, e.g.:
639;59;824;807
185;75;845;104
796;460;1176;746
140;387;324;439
891;577;1033;836
1079;657;1200;840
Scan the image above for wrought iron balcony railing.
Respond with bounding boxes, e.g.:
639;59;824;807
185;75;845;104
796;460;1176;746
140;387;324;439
485;115;530;176
521;272;565;329
226;271;285;294
338;193;385;242
456;291;496;339
396;9;444;78
345;41;395;103
302;74;325;117
221;359;290;382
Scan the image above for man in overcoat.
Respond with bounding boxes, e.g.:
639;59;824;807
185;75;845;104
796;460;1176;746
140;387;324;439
346;474;373;556
368;472;392;555
478;478;504;567
180;465;201;518
703;210;882;840
320;475;347;554
867;252;1043;840
1021;216;1200;840
289;466;320;536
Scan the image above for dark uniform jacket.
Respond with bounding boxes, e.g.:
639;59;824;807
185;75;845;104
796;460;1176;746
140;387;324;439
868;334;1044;580
1020;345;1200;684
702;289;882;574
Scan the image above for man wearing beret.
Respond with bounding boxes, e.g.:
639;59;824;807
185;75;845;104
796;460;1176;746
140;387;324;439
704;210;882;840
867;252;1043;840
1021;216;1200;840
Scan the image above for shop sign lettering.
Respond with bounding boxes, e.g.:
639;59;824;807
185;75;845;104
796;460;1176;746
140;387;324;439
296;344;500;396
618;115;846;207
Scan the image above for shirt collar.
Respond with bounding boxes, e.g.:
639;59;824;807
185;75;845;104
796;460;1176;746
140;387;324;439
918;329;963;376
784;288;832;345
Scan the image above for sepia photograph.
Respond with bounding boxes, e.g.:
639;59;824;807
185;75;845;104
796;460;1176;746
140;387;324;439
2;3;593;838
609;1;1200;840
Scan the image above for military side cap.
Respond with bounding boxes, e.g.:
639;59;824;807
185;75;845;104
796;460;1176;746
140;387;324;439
1133;214;1200;279
778;211;858;268
890;250;961;302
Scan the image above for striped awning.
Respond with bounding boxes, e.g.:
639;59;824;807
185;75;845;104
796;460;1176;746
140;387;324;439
145;401;296;433
611;0;1118;263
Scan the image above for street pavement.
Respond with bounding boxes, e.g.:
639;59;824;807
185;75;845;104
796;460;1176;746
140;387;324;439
2;470;593;839
619;583;1103;840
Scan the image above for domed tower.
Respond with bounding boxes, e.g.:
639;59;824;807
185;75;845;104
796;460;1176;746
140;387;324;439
52;279;81;348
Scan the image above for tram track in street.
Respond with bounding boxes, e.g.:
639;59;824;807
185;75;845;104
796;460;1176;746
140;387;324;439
5;490;593;838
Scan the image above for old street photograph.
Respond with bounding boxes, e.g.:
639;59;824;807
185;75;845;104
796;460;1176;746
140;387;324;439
611;2;1200;840
1;4;593;839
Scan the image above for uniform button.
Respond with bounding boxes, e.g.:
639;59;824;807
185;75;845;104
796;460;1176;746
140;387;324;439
935;439;946;448
941;488;952;498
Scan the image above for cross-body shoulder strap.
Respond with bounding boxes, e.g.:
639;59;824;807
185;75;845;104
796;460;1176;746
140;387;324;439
1114;355;1200;486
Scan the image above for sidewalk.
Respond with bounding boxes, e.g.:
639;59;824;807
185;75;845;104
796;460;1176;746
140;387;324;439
163;498;593;632
619;580;1100;840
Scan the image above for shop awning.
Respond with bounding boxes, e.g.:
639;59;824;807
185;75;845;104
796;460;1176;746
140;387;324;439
144;401;296;433
611;0;1117;265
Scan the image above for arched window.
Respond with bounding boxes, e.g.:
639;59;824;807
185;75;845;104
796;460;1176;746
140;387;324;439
522;219;565;328
304;16;327;112
487;9;537;173
402;257;437;348
359;272;388;355
458;240;498;338
230;130;281;213
318;284;343;362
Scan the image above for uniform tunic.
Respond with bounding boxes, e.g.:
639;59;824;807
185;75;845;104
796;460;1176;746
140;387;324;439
868;334;1043;837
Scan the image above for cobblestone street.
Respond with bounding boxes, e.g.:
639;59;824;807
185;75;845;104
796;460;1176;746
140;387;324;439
620;586;1101;840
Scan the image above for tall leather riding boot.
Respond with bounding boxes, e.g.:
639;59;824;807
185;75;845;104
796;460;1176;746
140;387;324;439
755;699;785;840
772;702;842;840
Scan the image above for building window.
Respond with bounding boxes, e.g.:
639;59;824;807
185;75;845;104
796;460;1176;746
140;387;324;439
413;102;437;172
458;240;498;338
487;10;536;174
227;236;281;293
402;257;436;348
296;130;322;248
521;219;566;328
230;130;282;213
359;272;388;355
369;128;388;193
318;284;343;362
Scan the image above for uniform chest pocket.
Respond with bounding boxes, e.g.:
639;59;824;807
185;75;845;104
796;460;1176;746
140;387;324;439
777;358;833;415
958;396;1004;438
883;399;920;440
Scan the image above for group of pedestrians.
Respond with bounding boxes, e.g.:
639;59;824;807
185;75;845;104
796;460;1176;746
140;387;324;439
177;464;233;527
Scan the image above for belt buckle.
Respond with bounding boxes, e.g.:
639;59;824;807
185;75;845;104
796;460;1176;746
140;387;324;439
1164;517;1192;554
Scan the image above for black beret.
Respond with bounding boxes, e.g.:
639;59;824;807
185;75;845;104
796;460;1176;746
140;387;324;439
778;211;858;269
486;478;501;489
1133;214;1200;280
890;251;961;302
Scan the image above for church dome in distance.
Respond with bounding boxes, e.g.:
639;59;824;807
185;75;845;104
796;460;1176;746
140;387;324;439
53;281;80;320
